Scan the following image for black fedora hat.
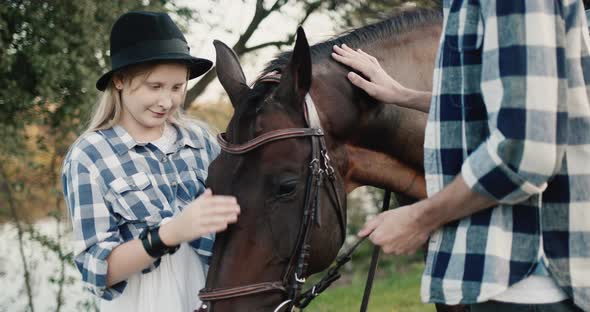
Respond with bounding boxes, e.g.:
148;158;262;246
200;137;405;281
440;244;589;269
96;11;212;91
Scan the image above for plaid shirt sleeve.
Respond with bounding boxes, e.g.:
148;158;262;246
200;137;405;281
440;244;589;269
460;1;567;204
62;158;126;300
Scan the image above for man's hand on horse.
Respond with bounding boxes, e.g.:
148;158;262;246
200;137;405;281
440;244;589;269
332;43;432;113
331;43;410;104
357;203;433;255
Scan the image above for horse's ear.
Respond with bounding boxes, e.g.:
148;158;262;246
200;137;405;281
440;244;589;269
214;40;250;108
277;27;311;108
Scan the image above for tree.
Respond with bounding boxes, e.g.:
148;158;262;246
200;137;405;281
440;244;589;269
334;0;442;27
184;0;321;107
183;0;440;107
0;1;197;143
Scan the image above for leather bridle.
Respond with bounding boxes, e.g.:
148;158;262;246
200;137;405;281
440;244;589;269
197;73;346;312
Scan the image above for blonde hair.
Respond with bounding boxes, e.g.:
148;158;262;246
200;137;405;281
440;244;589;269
85;62;194;133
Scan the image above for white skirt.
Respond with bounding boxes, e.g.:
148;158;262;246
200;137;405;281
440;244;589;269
100;243;206;312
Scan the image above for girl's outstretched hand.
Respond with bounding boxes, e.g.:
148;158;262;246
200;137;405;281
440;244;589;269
160;189;240;245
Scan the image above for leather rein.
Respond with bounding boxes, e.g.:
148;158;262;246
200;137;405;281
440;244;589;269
198;73;347;312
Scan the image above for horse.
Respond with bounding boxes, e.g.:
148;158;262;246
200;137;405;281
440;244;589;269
200;8;449;312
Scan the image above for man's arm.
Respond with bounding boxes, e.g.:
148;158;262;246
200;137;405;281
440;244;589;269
359;1;567;254
359;175;494;255
331;44;432;113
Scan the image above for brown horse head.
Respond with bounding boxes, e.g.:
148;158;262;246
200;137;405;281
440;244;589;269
201;8;442;312
202;28;348;312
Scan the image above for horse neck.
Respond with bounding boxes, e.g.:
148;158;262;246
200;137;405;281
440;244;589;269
314;24;440;170
369;24;440;93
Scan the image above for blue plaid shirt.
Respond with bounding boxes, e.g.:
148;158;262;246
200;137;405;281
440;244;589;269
61;122;220;300
422;0;590;309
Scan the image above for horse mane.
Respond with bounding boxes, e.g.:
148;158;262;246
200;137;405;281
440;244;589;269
259;7;443;78
233;7;442;142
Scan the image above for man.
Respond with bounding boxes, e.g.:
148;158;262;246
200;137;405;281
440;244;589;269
332;1;590;311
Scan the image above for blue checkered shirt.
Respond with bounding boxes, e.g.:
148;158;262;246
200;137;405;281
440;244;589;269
61;123;220;300
422;0;590;309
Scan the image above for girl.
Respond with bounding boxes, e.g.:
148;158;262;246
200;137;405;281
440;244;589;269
61;11;240;312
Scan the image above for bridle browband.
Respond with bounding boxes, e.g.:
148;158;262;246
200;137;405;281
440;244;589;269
198;72;346;312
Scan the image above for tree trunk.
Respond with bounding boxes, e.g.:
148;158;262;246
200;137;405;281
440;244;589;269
184;69;218;109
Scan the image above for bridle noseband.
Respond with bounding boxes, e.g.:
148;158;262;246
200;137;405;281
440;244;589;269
198;73;346;312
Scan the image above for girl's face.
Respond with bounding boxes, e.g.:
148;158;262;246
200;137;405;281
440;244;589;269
116;63;188;139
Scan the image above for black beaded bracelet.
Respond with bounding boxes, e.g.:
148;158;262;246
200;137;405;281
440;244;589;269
139;226;179;258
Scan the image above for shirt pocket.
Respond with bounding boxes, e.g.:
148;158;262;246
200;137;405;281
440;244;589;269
177;167;207;204
444;0;484;52
107;172;162;223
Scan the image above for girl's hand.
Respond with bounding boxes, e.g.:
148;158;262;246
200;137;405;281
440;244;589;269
159;189;240;245
331;44;412;104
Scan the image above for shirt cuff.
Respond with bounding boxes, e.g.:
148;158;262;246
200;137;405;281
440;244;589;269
461;138;547;205
75;240;126;300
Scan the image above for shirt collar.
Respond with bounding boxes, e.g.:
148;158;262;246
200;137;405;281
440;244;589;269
101;123;203;156
100;125;139;156
174;123;203;150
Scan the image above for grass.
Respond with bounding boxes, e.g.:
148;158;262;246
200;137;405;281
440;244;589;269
305;261;436;312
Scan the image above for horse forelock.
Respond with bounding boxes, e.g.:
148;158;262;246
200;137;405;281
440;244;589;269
228;82;276;144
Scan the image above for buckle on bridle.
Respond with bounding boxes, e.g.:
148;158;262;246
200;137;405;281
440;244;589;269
309;158;322;175
294;273;306;284
321;150;335;178
311;286;318;297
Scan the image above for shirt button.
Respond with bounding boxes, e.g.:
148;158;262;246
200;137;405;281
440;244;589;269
161;157;168;163
171;182;177;187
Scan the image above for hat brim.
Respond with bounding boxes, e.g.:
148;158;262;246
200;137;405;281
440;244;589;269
96;54;212;91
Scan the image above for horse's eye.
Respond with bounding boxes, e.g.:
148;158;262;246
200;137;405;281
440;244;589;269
277;180;298;197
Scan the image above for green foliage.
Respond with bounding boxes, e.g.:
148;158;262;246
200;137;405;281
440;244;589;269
0;0;196;152
27;221;74;263
0;2;197;310
303;186;429;311
308;262;435;312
